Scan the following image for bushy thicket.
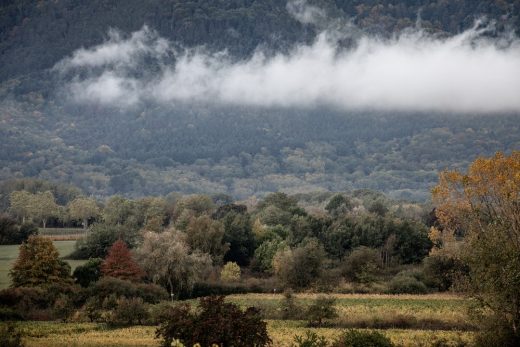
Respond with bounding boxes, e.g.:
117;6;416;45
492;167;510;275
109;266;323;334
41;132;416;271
292;329;394;347
156;296;271;347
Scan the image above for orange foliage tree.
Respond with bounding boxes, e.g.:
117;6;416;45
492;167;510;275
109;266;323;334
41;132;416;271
432;151;520;345
101;239;144;282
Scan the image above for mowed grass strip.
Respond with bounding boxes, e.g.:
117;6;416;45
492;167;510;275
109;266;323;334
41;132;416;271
0;240;85;289
4;321;474;347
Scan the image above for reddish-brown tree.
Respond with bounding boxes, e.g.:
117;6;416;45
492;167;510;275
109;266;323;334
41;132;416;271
101;239;144;282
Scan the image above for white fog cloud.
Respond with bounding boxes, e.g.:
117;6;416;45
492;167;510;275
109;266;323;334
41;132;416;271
55;9;520;113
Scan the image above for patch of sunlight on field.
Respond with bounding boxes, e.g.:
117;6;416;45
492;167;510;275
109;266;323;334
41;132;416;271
0;240;85;289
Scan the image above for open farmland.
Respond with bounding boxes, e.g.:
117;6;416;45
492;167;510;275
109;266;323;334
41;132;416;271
4;293;475;347
0;240;83;289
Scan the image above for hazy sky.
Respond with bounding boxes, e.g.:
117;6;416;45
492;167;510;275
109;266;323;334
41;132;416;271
56;1;520;113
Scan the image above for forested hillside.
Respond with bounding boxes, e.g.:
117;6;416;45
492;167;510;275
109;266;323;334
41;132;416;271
1;0;519;81
0;0;519;200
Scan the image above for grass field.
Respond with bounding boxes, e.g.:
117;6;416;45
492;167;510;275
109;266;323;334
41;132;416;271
226;293;474;330
2;293;475;346
5;320;474;347
0;240;84;289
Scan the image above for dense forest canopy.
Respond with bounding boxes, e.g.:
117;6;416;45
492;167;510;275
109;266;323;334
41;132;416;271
0;0;519;200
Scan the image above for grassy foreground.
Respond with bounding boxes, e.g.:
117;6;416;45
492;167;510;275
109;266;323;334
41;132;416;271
3;293;475;346
0;240;84;289
5;321;474;347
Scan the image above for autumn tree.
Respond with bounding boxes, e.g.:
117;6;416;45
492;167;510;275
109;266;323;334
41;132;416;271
432;151;520;346
10;235;72;287
101;239;144;282
68;197;101;229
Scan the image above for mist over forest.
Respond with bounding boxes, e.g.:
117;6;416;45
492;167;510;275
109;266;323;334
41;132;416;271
1;0;519;201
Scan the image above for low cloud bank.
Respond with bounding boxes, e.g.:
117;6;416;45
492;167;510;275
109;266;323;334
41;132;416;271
56;9;520;113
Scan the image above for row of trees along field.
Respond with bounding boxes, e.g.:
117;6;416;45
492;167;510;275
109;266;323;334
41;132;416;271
0;151;519;346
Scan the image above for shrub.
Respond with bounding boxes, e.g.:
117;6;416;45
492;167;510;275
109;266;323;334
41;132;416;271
342;247;381;283
306;296;338;327
156;295;271;347
423;254;468;291
387;275;428;294
293;331;329;347
220;261;241;282
83;297;102;322
332;329;394;347
111;297;149;326
88;277;168;304
0;307;24;321
0;324;24;347
53;294;74;321
73;258;102;287
280;289;303;320
0;287;52;318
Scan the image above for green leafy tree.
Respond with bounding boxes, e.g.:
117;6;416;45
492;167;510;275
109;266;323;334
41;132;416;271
325;194;353;216
73;258;102;287
274;240;326;289
9;190;32;223
135;196;169;231
254;237;287;273
71;222;138;259
68;197;100;229
10;236;72;287
136;229;211;296
28;191;59;228
222;211;256;266
185;215;229;264
220;261;241;282
342;246;382;283
102;196;135;226
0;214;33;245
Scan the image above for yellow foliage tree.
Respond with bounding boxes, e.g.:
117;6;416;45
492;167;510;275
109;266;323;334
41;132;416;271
432;151;520;344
